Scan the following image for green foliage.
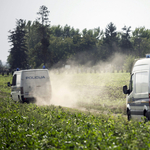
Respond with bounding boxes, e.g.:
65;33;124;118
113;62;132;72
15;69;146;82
37;5;50;25
123;55;137;73
1;97;150;149
120;26;132;53
8;19;28;70
36;5;50;65
131;27;150;57
7;5;150;70
1;73;150;149
0;74;12;99
103;22;119;56
0;60;3;70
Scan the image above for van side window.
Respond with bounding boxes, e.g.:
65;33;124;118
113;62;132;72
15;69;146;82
135;72;148;93
16;74;20;85
12;74;17;86
129;74;134;93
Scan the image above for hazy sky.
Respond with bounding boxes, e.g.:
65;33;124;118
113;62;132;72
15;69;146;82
1;0;150;63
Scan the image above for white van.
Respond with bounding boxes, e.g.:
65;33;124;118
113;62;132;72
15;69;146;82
123;54;150;121
8;69;51;103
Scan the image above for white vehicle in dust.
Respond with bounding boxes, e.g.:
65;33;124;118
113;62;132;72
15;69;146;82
8;69;51;103
123;54;150;121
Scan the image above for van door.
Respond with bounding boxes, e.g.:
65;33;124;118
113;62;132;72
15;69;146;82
23;71;35;98
134;71;149;115
23;70;51;99
127;74;136;113
34;70;51;98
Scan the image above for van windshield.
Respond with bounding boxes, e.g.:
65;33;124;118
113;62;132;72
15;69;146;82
135;72;148;93
12;74;17;86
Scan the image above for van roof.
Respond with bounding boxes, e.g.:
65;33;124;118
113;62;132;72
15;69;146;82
14;69;48;73
134;58;150;66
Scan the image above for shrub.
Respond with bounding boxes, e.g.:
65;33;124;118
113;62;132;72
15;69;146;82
123;55;137;73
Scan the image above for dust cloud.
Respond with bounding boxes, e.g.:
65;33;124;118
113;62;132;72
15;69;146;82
49;73;78;108
32;82;52;105
35;52;127;108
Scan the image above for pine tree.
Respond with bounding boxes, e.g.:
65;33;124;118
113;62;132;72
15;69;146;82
120;26;132;53
8;19;28;69
103;22;118;55
37;5;50;66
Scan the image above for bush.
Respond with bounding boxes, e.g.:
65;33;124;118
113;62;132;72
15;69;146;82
123;55;137;73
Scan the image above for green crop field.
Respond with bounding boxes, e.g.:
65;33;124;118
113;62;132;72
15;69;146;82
1;73;150;149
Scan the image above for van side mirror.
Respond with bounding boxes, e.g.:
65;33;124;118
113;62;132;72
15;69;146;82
7;82;11;87
123;85;129;94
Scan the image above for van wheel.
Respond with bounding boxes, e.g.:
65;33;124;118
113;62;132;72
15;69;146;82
127;109;131;121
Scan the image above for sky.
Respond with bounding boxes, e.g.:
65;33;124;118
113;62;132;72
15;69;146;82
0;0;150;64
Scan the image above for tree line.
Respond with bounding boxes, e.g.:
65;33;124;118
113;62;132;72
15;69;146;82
7;5;150;70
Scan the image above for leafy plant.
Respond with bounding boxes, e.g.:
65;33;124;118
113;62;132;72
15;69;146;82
1;73;150;149
123;55;137;73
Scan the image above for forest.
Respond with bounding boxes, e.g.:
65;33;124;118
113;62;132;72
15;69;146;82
6;5;150;71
